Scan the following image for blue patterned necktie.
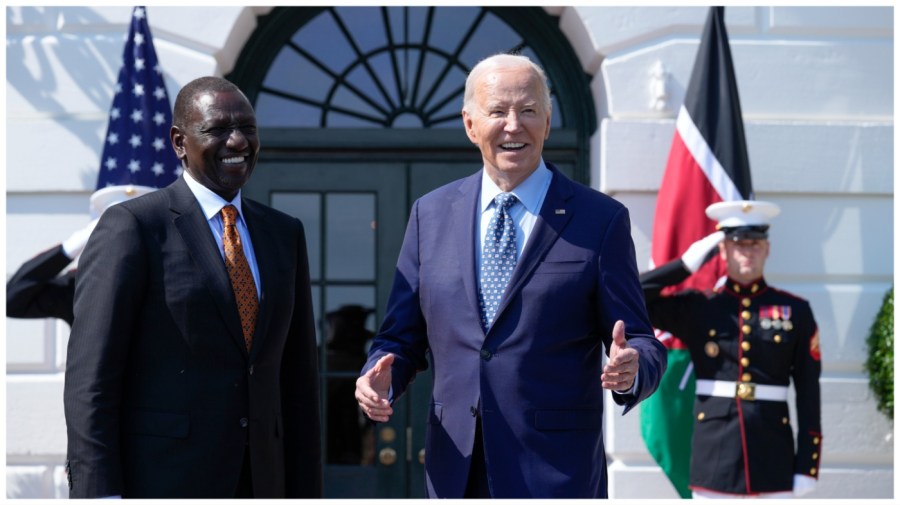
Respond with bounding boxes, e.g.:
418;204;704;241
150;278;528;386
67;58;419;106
478;193;519;331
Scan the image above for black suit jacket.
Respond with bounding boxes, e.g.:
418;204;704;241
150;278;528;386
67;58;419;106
63;177;322;498
6;244;76;325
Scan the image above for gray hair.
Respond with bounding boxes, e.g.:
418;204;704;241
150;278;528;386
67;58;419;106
462;54;552;115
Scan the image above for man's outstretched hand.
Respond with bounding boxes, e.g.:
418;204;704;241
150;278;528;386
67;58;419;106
601;320;638;392
355;353;394;422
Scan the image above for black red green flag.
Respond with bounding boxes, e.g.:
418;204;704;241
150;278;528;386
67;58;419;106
640;6;754;498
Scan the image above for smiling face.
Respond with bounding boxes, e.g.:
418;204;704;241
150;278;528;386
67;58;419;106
720;238;770;284
462;64;551;191
171;89;259;201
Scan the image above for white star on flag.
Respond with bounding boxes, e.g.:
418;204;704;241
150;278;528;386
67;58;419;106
97;6;179;191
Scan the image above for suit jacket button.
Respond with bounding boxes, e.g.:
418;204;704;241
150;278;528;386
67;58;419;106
240;417;249;428
480;349;492;361
248;365;254;375
470;406;478;417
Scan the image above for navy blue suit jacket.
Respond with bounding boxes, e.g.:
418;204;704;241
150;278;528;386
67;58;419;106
364;164;666;497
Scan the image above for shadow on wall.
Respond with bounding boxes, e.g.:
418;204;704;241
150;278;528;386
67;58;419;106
7;6;147;190
764;120;892;371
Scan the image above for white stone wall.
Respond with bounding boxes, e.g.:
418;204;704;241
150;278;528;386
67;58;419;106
5;6;893;498
559;6;893;499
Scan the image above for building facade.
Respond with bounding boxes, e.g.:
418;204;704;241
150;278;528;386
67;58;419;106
6;6;893;498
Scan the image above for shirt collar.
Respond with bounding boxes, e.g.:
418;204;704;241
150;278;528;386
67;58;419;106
480;159;551;214
182;170;244;222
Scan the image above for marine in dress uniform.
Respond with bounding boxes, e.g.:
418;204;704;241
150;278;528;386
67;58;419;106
641;200;822;498
6;185;156;326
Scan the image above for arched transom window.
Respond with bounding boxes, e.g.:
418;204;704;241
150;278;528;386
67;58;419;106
254;7;563;129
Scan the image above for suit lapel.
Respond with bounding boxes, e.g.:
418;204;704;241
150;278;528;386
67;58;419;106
241;199;277;359
451;172;484;328
492;164;575;327
168;178;248;355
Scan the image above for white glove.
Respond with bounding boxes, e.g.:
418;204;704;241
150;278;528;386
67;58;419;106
793;473;817;497
61;218;100;259
681;230;726;273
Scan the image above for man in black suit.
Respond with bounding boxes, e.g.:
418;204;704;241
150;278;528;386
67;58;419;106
63;76;322;498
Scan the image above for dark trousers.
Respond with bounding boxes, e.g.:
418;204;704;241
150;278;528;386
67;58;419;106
464;419;491;498
234;447;254;498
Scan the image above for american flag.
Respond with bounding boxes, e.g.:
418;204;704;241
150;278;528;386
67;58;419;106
97;6;180;190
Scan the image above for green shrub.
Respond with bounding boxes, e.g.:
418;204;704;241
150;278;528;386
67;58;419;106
865;287;893;419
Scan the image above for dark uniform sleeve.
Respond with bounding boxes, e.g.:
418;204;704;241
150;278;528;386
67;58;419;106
790;299;822;479
6;244;76;325
640;258;707;343
640;258;692;296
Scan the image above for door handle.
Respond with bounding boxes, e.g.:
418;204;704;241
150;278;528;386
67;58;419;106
379;447;398;466
379;426;396;443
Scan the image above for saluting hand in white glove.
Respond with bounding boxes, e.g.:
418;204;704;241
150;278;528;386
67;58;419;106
681;230;726;273
61;218;100;260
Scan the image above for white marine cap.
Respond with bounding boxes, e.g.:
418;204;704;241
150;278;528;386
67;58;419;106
89;184;157;219
705;200;780;240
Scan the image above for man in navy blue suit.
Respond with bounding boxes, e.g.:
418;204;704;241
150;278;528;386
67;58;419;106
355;54;666;498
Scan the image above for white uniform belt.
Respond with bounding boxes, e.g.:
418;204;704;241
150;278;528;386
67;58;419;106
695;379;789;402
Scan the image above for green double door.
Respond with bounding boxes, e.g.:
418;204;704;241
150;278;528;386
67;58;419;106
244;160;477;497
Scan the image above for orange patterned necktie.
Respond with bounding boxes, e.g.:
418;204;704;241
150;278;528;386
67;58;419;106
221;205;258;351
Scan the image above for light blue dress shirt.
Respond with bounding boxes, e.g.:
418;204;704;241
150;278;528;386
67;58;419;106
183;172;262;299
476;159;552;267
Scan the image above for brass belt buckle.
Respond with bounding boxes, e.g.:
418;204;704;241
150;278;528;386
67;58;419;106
736;382;756;401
